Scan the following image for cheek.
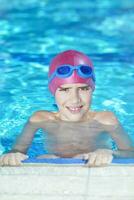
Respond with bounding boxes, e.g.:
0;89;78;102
55;92;68;106
80;92;92;104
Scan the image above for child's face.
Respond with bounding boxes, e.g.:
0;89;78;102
55;83;92;122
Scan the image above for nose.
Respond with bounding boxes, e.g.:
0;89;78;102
70;89;81;104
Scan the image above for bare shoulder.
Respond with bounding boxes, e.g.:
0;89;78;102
29;110;57;123
94;111;119;125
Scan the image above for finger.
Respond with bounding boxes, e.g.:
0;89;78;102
2;155;10;166
99;156;109;165
85;153;97;167
0;155;4;166
83;153;89;160
107;155;113;164
7;153;22;166
94;155;104;166
22;154;29;160
15;157;22;166
17;153;28;160
89;153;97;164
9;154;21;166
95;154;113;166
17;153;29;165
8;155;18;166
15;153;25;165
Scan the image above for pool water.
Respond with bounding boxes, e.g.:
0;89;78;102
0;0;134;156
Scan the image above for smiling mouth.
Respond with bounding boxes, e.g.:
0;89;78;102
66;106;83;114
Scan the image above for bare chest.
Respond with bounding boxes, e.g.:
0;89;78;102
42;121;105;156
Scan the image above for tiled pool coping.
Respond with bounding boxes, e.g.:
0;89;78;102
0;163;134;200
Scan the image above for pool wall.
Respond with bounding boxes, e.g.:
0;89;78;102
0;164;134;200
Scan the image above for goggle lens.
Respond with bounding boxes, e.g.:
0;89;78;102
57;66;70;75
80;66;92;75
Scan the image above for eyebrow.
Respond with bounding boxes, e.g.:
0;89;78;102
59;86;89;89
59;86;71;89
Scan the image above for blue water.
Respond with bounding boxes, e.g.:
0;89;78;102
0;0;134;156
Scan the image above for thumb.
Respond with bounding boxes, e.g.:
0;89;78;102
83;153;89;160
22;154;29;159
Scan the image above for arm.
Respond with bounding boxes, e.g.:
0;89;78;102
10;110;53;154
0;118;40;166
109;124;134;158
1;111;57;166
105;113;134;158
9;119;40;154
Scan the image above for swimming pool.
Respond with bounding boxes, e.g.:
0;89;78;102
0;0;134;157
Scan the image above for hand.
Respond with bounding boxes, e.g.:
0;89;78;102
83;149;113;167
0;152;28;166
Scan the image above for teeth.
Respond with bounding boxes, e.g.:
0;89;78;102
67;106;83;112
70;107;80;111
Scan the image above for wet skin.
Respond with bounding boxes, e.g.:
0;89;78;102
11;83;133;158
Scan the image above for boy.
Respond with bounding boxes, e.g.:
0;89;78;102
0;50;134;167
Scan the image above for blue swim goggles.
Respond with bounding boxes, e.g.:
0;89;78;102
48;65;95;83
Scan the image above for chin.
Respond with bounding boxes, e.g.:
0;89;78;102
60;108;87;122
66;114;84;122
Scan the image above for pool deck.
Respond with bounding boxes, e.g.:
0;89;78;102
0;163;134;200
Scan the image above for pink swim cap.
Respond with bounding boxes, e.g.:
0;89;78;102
48;50;95;95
